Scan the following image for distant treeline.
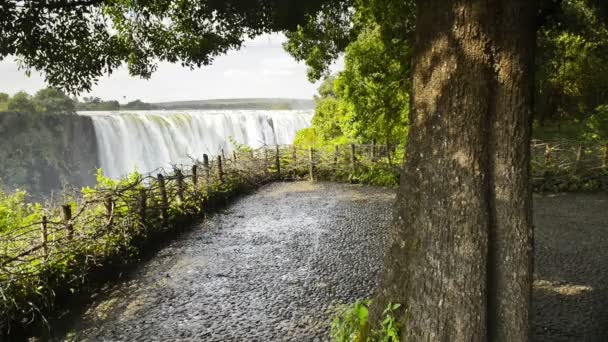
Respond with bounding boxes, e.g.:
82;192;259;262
0;89;157;114
0;89;76;114
77;98;156;111
0;89;314;114
155;98;315;110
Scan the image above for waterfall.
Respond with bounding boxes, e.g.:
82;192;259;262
79;110;313;179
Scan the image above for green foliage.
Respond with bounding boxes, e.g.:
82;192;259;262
0;93;8;111
123;100;157;111
0;188;41;233
331;300;401;342
1;0;336;92
0;149;280;335
293;127;324;148
287;1;411;149
228;137;252;154
376;303;401;342
334;24;409;145
535;0;608;127
283;0;414;83
331;300;370;342
2;88;75;114
357;166;400;187
585;105;608;140
285;0;608;143
283;1;358;82
7;91;36;113
33;88;75;114
76;97;120;111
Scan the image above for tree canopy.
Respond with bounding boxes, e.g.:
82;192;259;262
33;88;75;113
288;0;608;144
0;0;336;93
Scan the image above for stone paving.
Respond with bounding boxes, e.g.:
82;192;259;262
61;182;394;341
55;182;608;341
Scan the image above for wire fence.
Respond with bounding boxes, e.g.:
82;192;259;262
531;139;608;190
0;140;606;334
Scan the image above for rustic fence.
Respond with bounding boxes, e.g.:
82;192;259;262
0;140;606;335
531;140;608;191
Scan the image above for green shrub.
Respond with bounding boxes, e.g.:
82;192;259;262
331;301;401;342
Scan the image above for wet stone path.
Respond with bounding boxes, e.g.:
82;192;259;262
62;182;395;341
58;182;608;341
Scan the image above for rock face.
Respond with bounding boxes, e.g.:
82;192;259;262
0;112;98;198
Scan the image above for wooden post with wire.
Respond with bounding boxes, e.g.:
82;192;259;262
309;147;314;181
176;169;185;203
62;204;73;240
104;196;113;225
275;145;281;178
192;164;198;188
203;154;210;182
351;144;357;174
544;143;552;166
334;145;339;171
604;143;608;168
217;155;224;183
371;139;376;161
41;216;48;258
572;144;583;175
139;189;147;228
386;139;393;166
157;174;168;227
292;146;298;177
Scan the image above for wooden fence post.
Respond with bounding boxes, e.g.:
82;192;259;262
139;189;147;228
309;147;314;181
386;139;393;166
604;143;608;168
176;169;185;203
351;144;357;174
217;155;224;183
544;143;552;166
104;196;113;225
275;145;281;178
192;164;198;188
572;144;583;175
41;216;48;258
62;204;73;240
203;154;210;182
371;139;376;161
292;146;297;176
157;174;168;227
334;145;339;171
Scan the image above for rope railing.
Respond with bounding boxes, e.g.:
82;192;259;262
0;140;606;334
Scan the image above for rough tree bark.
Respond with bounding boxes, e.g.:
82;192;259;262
371;1;536;341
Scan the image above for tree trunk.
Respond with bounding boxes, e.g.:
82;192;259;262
371;1;536;341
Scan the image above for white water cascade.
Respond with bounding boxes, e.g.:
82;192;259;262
79;110;313;179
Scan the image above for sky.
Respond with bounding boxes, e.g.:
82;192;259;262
0;33;343;103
